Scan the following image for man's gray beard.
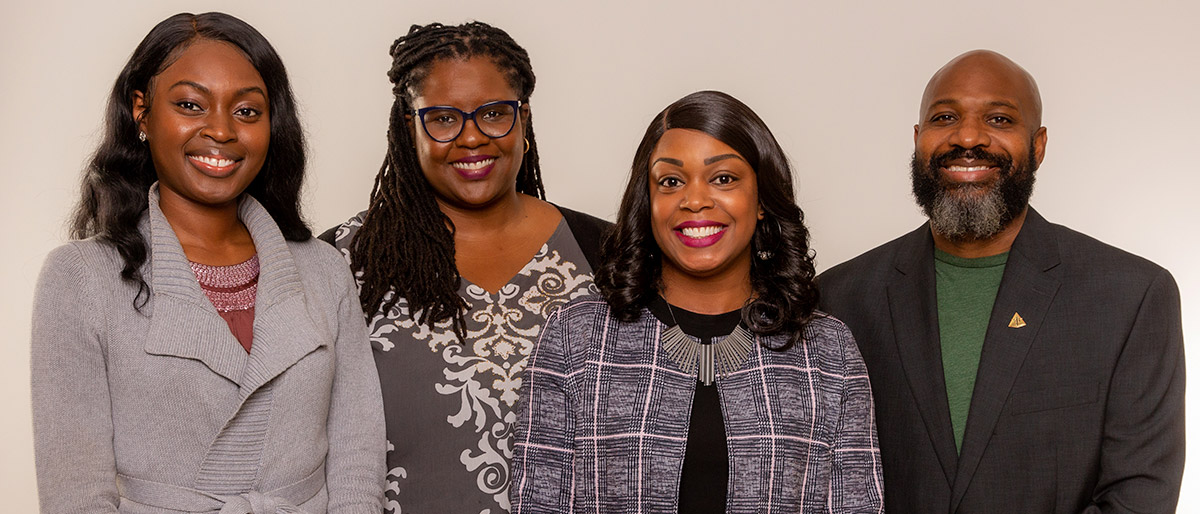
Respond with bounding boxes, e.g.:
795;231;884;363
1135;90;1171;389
910;146;1037;243
927;183;1009;242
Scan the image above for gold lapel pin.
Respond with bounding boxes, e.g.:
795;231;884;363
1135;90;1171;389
1008;312;1027;329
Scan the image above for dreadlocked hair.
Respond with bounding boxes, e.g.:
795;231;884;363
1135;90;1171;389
350;21;543;340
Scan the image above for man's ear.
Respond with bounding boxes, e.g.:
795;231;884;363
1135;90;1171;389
1032;126;1048;166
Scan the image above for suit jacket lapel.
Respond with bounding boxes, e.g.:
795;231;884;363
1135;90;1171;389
950;207;1061;512
886;223;960;486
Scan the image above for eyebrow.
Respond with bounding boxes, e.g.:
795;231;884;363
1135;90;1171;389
167;81;267;98
652;157;684;167
237;86;267;98
927;98;1019;111
704;154;744;165
168;80;209;94
652;154;746;168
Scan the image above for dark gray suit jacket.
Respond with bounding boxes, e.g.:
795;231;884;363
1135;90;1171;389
817;207;1184;514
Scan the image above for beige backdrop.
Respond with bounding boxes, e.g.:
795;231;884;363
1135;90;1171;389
3;0;1197;511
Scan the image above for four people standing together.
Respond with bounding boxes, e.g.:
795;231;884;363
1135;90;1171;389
31;12;1185;514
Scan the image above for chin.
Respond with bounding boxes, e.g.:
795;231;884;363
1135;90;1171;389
673;257;734;278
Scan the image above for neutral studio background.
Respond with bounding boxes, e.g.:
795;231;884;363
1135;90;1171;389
3;0;1196;511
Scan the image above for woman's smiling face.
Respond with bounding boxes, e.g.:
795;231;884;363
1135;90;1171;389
409;56;528;211
649;128;762;285
134;38;270;211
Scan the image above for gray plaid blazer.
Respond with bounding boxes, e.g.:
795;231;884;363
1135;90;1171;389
511;297;884;513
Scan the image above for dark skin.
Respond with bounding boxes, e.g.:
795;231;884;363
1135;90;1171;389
408;57;561;293
132;40;269;266
445;194;561;294
914;50;1047;258
650;129;762;314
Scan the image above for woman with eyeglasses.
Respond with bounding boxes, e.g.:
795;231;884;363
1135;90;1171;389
320;22;609;513
510;91;884;513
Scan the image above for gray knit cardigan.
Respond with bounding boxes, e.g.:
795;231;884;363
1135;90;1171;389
31;186;386;513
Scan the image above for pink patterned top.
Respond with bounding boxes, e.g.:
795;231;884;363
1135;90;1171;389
190;255;258;352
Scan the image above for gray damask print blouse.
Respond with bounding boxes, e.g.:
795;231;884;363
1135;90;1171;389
330;213;597;514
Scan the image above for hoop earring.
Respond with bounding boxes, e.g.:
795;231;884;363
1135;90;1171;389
524;137;530;154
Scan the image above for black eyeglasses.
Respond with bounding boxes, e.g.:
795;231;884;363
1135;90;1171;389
412;100;522;143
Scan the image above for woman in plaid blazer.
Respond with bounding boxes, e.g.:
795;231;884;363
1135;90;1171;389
511;91;884;513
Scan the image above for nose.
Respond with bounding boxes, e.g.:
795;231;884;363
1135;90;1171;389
455;116;489;148
679;182;714;212
202;110;236;143
949;116;990;149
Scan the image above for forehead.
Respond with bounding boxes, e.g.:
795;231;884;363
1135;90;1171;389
412;57;518;108
920;57;1038;117
651;129;745;163
154;39;264;92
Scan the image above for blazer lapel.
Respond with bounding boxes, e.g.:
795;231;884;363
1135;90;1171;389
886;224;960;486
950;208;1061;512
236;195;326;400
143;189;247;383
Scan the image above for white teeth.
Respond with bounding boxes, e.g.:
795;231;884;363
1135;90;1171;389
452;158;495;170
946;165;991;172
191;155;235;168
680;225;723;238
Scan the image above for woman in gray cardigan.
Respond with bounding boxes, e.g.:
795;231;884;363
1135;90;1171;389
511;91;884;513
30;13;385;513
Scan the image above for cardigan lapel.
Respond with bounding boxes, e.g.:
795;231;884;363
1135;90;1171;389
141;186;325;396
235;195;325;400
886;224;960;486
949;207;1061;512
143;187;248;383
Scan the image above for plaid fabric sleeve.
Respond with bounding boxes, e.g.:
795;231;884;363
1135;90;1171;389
827;319;886;513
511;307;577;513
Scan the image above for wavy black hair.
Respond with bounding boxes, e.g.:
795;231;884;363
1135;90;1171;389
595;90;819;348
71;12;309;308
349;22;542;339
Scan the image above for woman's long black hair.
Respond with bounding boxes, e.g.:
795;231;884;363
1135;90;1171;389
71;12;309;308
349;22;543;339
595;90;819;348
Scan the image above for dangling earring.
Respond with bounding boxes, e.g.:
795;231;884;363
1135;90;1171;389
138;131;147;142
754;214;779;261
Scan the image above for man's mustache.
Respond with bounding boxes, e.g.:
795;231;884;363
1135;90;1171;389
929;148;1013;171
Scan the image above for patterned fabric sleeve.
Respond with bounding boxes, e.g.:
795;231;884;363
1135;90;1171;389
511;307;577;513
827;319;885;513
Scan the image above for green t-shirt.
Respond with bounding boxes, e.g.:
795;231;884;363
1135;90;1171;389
934;248;1008;453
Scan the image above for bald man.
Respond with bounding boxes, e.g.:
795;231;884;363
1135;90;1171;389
818;50;1185;513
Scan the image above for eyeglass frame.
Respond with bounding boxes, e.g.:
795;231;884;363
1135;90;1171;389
411;100;524;143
